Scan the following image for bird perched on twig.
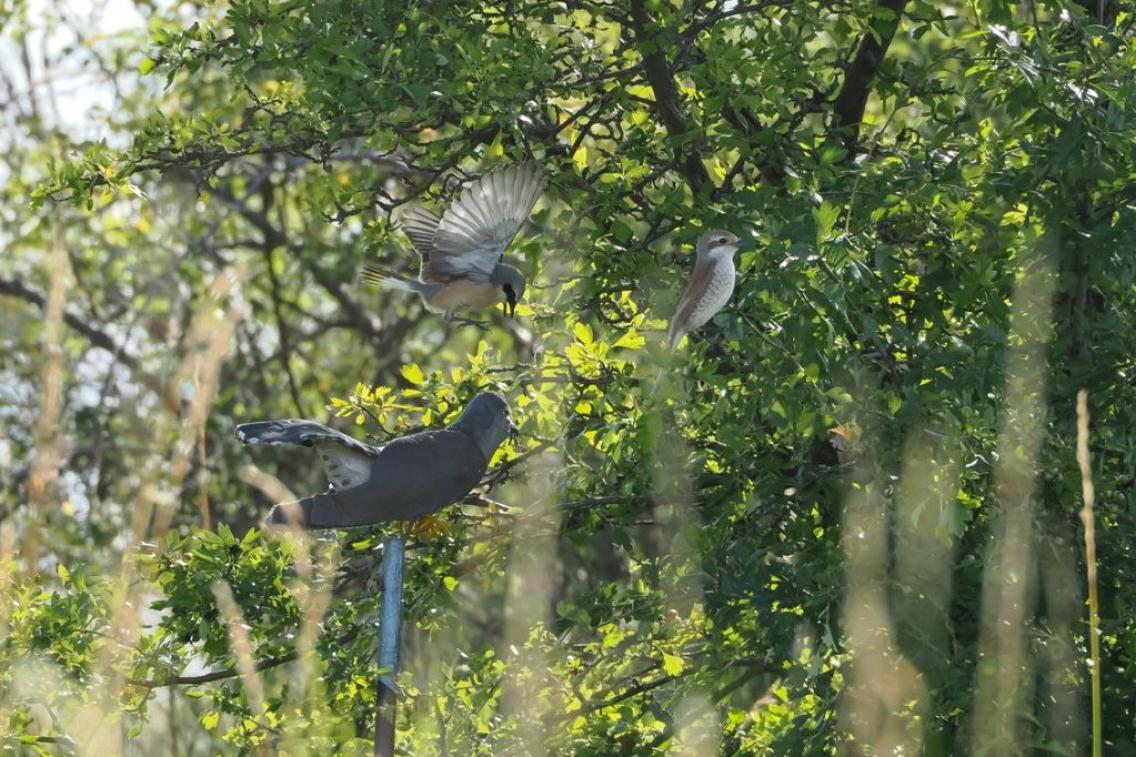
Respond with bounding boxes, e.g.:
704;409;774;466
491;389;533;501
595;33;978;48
362;161;545;329
238;392;515;528
666;229;748;350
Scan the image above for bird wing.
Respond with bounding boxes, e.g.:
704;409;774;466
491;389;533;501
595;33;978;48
237;420;380;491
424;161;545;282
399;205;442;262
237;420;378;455
265;429;488;528
668;256;716;348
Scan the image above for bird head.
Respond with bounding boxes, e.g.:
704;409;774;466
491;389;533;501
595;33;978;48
451;391;515;461
696;229;746;258
491;264;526;318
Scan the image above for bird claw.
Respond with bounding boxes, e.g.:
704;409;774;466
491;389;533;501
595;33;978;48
444;314;489;330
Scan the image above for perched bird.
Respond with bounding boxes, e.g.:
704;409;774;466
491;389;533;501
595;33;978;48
238;392;515;528
666;229;747;350
362;161;545;327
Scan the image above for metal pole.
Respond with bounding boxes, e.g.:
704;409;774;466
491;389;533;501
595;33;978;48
374;535;406;757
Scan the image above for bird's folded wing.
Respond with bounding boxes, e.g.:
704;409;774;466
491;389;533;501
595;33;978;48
668;256;716;346
236;419;379;457
426;161;545;281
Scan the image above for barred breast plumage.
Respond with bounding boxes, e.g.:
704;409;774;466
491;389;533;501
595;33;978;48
685;255;736;331
665;229;745;351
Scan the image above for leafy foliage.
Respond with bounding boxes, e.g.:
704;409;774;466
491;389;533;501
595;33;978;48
2;0;1135;754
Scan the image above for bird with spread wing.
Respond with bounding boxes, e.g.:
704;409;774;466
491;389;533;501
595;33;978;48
362;161;545;329
239;392;515;530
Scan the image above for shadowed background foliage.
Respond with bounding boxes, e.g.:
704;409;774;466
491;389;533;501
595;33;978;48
2;0;1134;753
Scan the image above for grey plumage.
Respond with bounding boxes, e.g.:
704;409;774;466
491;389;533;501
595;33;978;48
239;392;514;529
427;161;545;277
400;206;442;260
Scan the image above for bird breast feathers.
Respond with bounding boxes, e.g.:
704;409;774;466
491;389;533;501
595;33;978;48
676;256;733;319
429;278;501;310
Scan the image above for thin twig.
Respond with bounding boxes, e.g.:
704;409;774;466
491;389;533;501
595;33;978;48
131;629;358;689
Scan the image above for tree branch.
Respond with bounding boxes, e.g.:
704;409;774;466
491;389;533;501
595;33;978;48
132;649;298;689
683;0;789;40
564;653;778;724
258;175;306;417
629;0;711;193
560;495;650;513
0;276;139;370
167;168;289;249
172;164;426;374
830;0;909;148
483;438;557;486
131;629;360;689
579;670;674;714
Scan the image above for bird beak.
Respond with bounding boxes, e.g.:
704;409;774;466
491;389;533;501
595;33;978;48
506;298;516;318
507;418;519;440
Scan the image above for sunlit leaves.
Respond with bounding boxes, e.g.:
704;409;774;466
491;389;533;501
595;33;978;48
661;652;685;677
5;0;1136;753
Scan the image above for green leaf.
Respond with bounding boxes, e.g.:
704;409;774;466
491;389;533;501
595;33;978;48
812;201;840;246
573;322;593;346
612;329;645;350
572;145;587;171
662;653;685;677
401;363;424;385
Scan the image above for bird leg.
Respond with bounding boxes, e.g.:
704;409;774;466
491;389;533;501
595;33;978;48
443;312;489;331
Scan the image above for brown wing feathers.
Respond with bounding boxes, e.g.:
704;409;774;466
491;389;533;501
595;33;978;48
668;257;715;349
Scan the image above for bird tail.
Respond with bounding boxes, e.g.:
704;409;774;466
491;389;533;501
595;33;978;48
361;265;421;293
651;323;686;395
265;486;419;530
265;500;314;528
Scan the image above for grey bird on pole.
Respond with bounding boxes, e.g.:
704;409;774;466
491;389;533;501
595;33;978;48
239;392;514;757
362;161;546;328
666;229;749;351
237;391;515;528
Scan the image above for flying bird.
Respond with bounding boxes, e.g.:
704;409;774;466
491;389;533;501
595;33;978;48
362;161;545;327
238;392;515;528
666;229;747;350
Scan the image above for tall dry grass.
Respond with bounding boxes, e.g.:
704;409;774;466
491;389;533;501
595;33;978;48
3;252;251;753
1076;390;1101;757
20;233;70;572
